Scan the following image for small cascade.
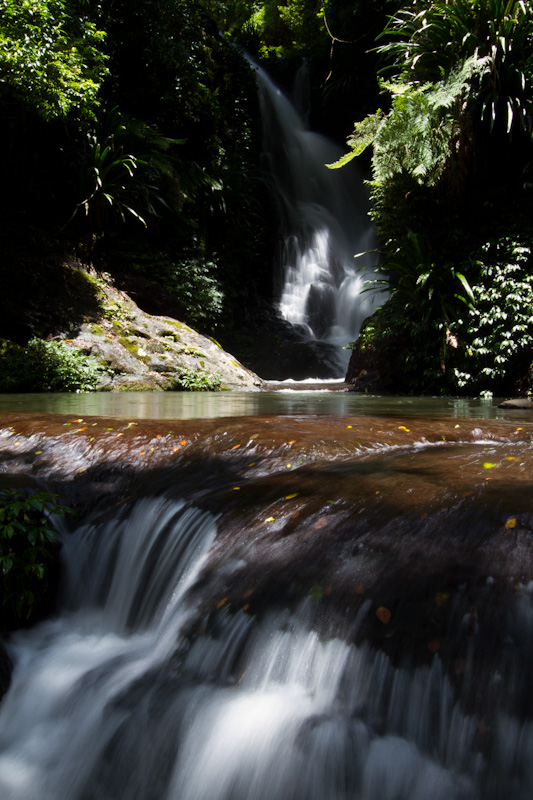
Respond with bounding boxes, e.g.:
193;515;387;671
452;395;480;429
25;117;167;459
252;61;379;376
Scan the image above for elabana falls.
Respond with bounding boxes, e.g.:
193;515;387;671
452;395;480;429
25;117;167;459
252;62;377;375
1;65;533;800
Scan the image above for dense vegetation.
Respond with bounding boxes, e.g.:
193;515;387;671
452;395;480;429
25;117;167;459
1;1;532;394
334;0;533;395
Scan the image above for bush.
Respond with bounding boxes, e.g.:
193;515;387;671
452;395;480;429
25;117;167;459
170;367;222;392
451;237;533;394
0;488;73;631
0;337;107;392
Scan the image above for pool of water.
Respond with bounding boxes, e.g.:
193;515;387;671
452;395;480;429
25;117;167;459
0;390;529;422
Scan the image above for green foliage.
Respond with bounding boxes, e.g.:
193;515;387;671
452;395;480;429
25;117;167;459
0;0;108;121
365;229;475;323
0;338;106;392
0;488;72;630
128;248;224;330
170;367;222;392
451;236;533;393
71;106;185;234
379;0;533;136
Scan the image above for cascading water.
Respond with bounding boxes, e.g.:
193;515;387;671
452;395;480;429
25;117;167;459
252;62;379;376
2;409;533;799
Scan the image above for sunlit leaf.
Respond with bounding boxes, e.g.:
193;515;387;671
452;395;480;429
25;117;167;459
285;493;299;500
483;462;496;469
505;517;517;529
264;516;275;523
398;425;410;432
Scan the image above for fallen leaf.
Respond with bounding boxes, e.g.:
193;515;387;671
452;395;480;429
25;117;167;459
347;425;353;429
233;487;240;491
216;597;228;609
172;447;179;452
398;426;410;432
242;590;254;600
286;464;292;469
180;440;187;446
285;493;299;499
505;517;517;529
242;604;250;612
156;435;162;439
483;462;496;469
139;451;146;456
287;440;296;444
232;444;241;450
376;607;391;624
462;491;473;497
314;517;328;530
35;450;43;455
265;516;275;523
506;457;516;461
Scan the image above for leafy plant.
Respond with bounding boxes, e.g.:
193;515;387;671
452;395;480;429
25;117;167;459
451;236;533;392
0;488;73;630
70;106;185;234
0;0;108;121
0;338;107;392
170;367;222;392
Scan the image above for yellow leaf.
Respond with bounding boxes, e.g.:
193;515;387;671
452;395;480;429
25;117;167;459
285;493;299;499
398;426;410;432
505;517;517;529
233;486;240;491
483;462;496;469
216;597;228;609
232;444;241;450
286;464;292;469
347;425;353;429
265;516;275;523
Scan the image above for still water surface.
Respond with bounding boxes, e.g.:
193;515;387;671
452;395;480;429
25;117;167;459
0;390;529;422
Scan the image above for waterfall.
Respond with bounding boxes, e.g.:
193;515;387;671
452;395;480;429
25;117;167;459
1;483;533;799
252;61;379;376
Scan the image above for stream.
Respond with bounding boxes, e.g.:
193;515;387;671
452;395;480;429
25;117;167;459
1;393;533;798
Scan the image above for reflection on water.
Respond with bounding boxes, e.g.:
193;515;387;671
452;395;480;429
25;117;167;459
0;390;530;422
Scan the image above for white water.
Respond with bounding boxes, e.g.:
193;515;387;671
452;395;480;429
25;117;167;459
253;62;379;375
1;493;533;798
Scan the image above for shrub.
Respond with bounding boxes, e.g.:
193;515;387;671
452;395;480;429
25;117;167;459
170;367;222;391
0;338;107;392
451;237;533;394
0;488;73;631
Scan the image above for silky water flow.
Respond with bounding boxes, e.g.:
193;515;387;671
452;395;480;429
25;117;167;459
252;62;379;375
1;429;533;800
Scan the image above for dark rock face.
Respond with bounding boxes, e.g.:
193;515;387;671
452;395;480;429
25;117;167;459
0;641;12;701
345;339;393;392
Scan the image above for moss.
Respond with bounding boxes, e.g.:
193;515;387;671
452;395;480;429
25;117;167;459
89;323;106;336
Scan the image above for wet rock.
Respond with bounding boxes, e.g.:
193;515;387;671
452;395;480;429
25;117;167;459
498;398;533;409
62;282;263;391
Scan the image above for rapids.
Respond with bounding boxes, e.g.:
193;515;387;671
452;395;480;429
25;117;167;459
1;407;533;798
